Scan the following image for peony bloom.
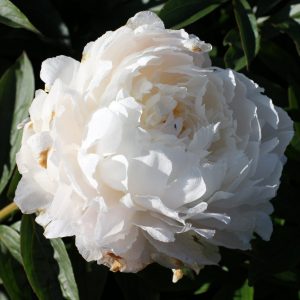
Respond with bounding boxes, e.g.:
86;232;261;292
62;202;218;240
15;11;293;274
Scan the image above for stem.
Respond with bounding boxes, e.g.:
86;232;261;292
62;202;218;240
0;202;19;222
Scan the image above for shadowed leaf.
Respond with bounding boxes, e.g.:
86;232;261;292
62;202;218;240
233;0;260;68
0;53;34;195
0;0;40;34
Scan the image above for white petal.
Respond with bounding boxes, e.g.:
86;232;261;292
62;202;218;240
188;123;220;154
133;195;180;221
147;233;220;271
40;55;79;86
77;151;100;189
163;167;206;209
83;108;122;154
14;176;51;213
128;150;172;196
254;212;273;241
100;155;128;192
27;132;52;157
192;227;216;239
134;213;176;243
126;11;164;30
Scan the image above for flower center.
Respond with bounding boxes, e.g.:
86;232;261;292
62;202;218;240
138;85;199;141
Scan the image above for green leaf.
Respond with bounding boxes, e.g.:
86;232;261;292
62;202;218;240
11;0;71;47
273;271;298;284
0;52;34;195
233;280;253;300
66;244;108;300
271;3;300;55
0;0;40;34
288;84;300;110
172;2;225;29
232;0;260;68
256;0;282;17
288;84;300;153
10;220;21;232
0;244;34;300
159;0;228;28
224;28;247;70
290;3;300;20
249;74;286;107
212;271;247;300
0;291;9;300
260;3;300;55
258;41;299;82
20;214;65;300
194;282;210;295
50;239;79;300
284;23;300;56
0;225;22;264
6;168;21;200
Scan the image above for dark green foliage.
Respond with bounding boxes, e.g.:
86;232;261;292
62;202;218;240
0;52;34;194
20;215;79;300
0;0;299;299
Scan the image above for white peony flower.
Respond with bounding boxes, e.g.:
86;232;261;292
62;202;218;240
15;11;293;274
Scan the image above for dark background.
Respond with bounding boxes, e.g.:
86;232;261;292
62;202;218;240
0;0;300;299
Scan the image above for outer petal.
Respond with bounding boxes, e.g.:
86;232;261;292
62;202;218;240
126;11;165;30
128;150;172;196
14;176;51;213
40;55;79;87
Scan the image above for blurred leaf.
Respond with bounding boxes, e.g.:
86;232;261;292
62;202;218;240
0;291;9;300
273;21;300;56
290;3;300;19
288;84;300;153
0;0;40;34
0;52;34;195
10;220;21;232
50;239;79;300
233;280;253;300
67;244;108;300
233;0;260;68
194;282;210;295
224;28;247;70
250;74;286;107
258;40;299;81
261;3;300;55
273;217;285;227
6;168;20;200
12;0;71;47
174;1;227;29
283;4;300;54
256;0;282;17
0;225;22;264
212;270;247;300
273;271;298;284
273;175;300;224
0;244;34;300
288;84;300;111
159;0;228;28
285;24;300;56
21;214;65;300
